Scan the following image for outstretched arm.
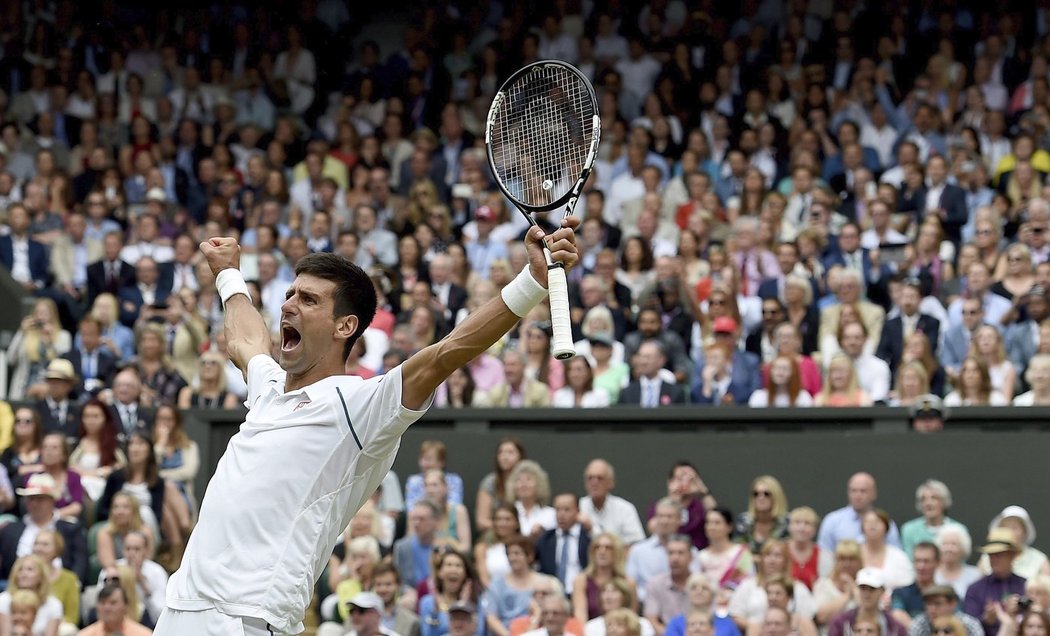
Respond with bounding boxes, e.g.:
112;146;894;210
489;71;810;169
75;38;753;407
200;238;271;376
401;218;580;410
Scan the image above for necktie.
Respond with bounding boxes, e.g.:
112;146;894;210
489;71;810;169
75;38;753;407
106;262;116;288
84;352;95;379
647;381;659;408
557;530;570;585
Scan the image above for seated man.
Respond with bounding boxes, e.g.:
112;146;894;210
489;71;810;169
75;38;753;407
619;340;686;406
890;542;940;627
906;585;983;636
473;349;551;407
0;473;88;584
963;529;1026;636
508;576;584;636
826;568;907;636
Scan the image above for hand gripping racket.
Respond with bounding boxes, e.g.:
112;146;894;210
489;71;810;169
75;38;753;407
485;60;601;360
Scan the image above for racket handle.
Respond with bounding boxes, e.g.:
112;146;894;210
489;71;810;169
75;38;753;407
548;264;576;360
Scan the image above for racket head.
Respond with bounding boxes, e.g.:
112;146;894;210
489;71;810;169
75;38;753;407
485;60;601;213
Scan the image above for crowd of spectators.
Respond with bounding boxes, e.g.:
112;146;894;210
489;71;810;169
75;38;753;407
0;0;1049;633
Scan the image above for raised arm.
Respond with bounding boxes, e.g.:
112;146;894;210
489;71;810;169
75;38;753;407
199;238;272;376
401;218;579;410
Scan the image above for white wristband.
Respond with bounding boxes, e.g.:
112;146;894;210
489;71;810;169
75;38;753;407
501;266;547;318
216;268;252;309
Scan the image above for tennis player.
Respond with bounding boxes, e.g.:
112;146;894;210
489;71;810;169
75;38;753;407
153;218;579;635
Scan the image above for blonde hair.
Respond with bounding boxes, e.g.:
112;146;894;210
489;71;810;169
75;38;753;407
348;535;382;565
195;350;229;393
506;459;551;505
605;608;641;636
747;475;788;519
22;297;63;363
9;589;40;612
821;354;859;397
115;564;143;620
584;532;627;580
8;555;51;600
789;506;820;527
107;491;147;536
830;539;862;582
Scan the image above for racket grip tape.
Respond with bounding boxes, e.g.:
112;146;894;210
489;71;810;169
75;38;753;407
547;264;576;360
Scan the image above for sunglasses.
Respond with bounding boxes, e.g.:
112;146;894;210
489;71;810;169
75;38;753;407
709;299;727;305
933;629;955;635
104;576;120;584
753;490;772;498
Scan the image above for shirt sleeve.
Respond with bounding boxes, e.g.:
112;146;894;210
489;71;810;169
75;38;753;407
244;354;285;410
345;365;434;458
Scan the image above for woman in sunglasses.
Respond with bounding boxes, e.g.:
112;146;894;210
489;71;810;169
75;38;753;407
735;477;790;556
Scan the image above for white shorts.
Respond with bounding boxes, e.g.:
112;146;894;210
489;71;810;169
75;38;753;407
154;607;287;635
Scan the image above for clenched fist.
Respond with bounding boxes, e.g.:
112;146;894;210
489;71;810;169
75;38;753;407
200;237;242;278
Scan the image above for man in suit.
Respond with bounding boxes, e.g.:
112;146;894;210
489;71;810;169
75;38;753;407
87;231;137;305
623;308;692;383
940;298;988;385
0;202;49;292
429;253;467;324
535;493;591;592
746;298;786;363
34;359;80;443
391;500;439;589
619;340;686;406
1007;287;1050;372
691;318;761;405
108;368;155;441
49;211;103;302
876;279;941;376
117;256;172;327
757;242;815;301
65;316;118;394
474;350;551;407
822;222;892;303
0;473;88;584
923;154;968;245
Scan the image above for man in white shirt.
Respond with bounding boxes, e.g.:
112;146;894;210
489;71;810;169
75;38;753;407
578;459;645;545
946;262;1013;331
100;531;168;622
120;214;175;265
839;321;891;404
522;596;578;636
538;16;578;63
156;219;581;634
860;200;908;249
354;204;398;270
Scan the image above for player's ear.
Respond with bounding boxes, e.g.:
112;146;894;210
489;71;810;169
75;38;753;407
336;314;359;340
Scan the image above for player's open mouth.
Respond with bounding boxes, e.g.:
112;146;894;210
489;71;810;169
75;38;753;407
281;325;302;352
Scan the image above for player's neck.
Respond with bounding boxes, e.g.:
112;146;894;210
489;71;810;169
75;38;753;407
285;359;344;392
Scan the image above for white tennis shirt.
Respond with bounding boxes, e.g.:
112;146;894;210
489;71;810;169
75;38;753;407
166;355;431;633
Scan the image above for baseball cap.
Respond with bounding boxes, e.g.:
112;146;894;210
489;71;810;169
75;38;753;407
475;206;496;222
855;567;885;588
44;359;76;382
17;473;58;499
347;591;384;612
980;527;1021;554
448;601;477;615
712;316;738;334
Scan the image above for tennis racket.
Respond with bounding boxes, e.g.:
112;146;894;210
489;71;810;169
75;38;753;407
485;60;601;360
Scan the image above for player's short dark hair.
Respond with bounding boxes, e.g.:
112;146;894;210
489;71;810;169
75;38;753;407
294;252;377;360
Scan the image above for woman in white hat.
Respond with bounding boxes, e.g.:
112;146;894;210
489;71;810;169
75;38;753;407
977;506;1050;580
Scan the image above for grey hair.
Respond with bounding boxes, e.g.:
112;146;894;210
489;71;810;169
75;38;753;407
915;479;952;512
935;524;972;559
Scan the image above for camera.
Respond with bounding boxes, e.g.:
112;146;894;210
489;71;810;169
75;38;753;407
1018;596;1034;613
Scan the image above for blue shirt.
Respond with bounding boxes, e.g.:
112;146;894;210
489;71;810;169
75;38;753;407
817;506;901;552
412;537;432;588
420;594;486;636
404;472;465;510
665;613;740;636
890;582;925;617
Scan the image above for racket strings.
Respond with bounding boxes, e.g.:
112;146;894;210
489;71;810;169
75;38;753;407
491;64;595;209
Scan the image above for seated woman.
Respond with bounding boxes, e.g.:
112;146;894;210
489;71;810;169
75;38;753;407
664;573;740;636
735;476;790;556
29;433;84;520
96;491;156;577
98;431;190;562
69;399;126;503
7;298;72;400
814;355;872;406
697;507;753;590
899;480;968;558
324;536;380;623
602;608;645;636
748;356;813;407
860;509;914;592
475;503;521;588
1014;354;1050;405
420;548;483;636
475;438;527;536
785;507;832;591
0;555;64;636
8;589;42;636
175;350;241;409
486;535;546;636
152;405;201;516
553;357;611;408
813;540;864;626
971;325;1017;400
404;440;465;511
584;579;656;636
888;361;932;407
899;331;946;397
764;323;821;396
751;576;817;636
943;356;1008;406
934;526;981;600
2;407;44;488
507;460;556;539
728;540;816;629
424;469;472;553
572;533;636;623
32;530;78;628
